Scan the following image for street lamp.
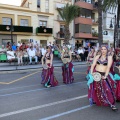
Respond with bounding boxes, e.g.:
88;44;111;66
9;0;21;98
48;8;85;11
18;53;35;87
6;18;14;45
109;15;117;49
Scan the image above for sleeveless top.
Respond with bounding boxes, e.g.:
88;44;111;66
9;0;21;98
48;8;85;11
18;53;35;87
97;55;108;66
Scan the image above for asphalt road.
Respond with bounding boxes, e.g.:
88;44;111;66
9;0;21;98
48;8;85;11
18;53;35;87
0;65;120;120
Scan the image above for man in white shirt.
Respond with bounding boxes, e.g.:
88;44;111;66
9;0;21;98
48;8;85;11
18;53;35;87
77;47;84;61
0;45;6;54
28;46;38;64
7;47;15;63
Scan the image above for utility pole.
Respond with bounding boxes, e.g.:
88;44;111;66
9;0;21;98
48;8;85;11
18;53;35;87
11;18;13;45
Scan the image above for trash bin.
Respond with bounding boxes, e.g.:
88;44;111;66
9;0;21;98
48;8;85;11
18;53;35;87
54;50;59;55
0;54;7;61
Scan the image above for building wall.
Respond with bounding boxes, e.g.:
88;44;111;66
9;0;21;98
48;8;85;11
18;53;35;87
0;0;54;46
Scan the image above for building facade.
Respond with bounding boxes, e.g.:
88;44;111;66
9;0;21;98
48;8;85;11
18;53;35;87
74;0;98;48
0;0;54;47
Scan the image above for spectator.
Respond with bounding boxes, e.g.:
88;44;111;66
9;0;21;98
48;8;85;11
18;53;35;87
19;42;28;50
41;46;46;57
12;42;17;51
23;48;29;65
7;46;15;64
36;48;42;64
16;47;23;66
28;46;38;65
84;46;89;61
0;45;6;54
6;42;11;50
17;41;22;47
78;47;84;61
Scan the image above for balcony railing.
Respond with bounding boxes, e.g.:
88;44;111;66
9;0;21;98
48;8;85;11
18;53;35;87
0;24;33;33
93;1;98;10
36;27;53;35
56;32;65;39
92;32;98;37
92;18;98;24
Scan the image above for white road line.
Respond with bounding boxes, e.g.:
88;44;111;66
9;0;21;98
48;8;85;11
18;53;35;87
40;105;90;120
0;94;87;118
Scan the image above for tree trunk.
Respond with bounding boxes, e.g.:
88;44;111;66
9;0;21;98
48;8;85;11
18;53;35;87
116;4;120;47
98;0;103;46
64;24;70;45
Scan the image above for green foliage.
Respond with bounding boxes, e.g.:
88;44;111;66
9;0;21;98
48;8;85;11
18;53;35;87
103;0;120;12
57;3;80;25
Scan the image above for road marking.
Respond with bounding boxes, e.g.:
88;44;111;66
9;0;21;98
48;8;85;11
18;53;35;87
0;94;87;118
0;71;40;85
40;105;90;120
0;81;87;97
0;84;41;92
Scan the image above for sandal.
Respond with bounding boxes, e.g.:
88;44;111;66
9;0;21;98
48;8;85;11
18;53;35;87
111;106;118;111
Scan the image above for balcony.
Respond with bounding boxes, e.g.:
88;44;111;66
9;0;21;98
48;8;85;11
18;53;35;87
0;24;33;35
75;17;92;25
36;27;53;36
92;18;98;25
92;31;98;39
56;32;65;39
75;0;93;10
56;3;65;9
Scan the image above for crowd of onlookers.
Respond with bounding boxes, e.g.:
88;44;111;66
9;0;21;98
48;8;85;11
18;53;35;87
0;41;49;65
0;41;120;65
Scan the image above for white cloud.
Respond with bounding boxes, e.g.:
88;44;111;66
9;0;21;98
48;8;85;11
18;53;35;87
0;0;21;6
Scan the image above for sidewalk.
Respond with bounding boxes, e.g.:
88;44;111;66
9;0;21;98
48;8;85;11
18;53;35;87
0;60;86;71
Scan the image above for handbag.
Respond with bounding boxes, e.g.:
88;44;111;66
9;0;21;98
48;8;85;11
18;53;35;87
92;72;101;82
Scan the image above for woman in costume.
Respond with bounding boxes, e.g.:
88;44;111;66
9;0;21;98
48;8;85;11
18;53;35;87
86;47;96;74
41;46;58;88
61;46;74;84
87;45;118;111
114;49;120;102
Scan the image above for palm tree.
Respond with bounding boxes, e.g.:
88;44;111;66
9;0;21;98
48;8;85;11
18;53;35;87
98;0;103;46
57;3;80;45
103;0;120;48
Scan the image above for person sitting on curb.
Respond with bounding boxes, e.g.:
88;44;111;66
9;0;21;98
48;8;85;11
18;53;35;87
28;46;38;65
7;46;15;64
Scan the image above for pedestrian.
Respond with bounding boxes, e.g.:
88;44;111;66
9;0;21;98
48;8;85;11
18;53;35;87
41;46;58;88
23;48;29;65
87;45;118;111
61;46;74;84
36;47;42;64
77;47;84;61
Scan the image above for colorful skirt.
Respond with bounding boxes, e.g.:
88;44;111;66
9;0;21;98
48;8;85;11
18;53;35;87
62;62;74;84
41;64;58;87
88;71;116;107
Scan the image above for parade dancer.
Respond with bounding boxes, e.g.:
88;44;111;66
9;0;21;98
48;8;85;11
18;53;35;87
114;48;120;102
41;46;58;88
61;46;74;84
86;47;96;74
87;45;118;111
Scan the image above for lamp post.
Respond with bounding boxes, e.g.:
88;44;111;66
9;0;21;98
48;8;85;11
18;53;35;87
6;18;14;45
109;15;117;49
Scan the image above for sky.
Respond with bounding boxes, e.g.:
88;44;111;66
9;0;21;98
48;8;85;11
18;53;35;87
0;0;21;6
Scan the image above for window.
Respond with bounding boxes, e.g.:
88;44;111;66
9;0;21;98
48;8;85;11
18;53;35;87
37;0;40;8
2;17;11;25
79;24;91;33
39;21;47;27
80;8;92;18
20;19;28;26
75;24;79;33
45;0;49;12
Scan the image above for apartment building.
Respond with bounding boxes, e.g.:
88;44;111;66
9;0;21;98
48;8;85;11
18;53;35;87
74;0;98;48
0;0;54;46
